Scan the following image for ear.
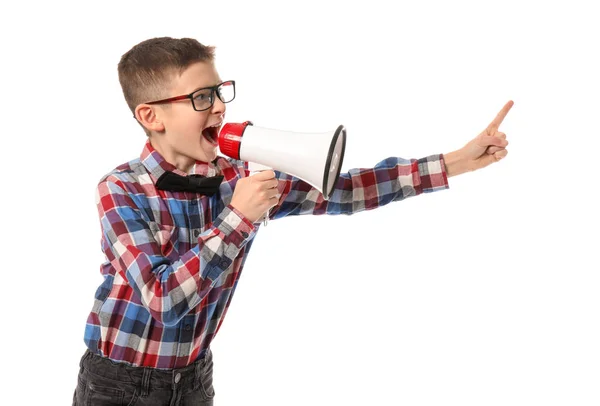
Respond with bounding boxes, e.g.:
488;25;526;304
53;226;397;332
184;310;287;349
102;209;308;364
135;104;166;133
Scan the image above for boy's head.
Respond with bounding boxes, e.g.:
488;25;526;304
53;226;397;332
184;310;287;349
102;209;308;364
119;37;232;171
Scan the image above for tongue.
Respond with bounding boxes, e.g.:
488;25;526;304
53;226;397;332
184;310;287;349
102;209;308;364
203;127;216;143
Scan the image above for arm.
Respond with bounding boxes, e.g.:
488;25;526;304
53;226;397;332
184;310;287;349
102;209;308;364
98;177;256;327
269;100;513;218
269;154;449;218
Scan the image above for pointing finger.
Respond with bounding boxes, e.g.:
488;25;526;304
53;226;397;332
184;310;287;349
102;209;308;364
488;100;514;131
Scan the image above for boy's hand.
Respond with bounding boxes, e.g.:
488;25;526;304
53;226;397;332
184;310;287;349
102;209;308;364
230;170;280;223
444;100;513;177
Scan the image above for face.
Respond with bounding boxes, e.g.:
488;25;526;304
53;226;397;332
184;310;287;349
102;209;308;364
150;61;226;172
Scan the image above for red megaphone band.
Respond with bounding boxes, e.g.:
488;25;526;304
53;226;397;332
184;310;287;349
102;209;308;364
218;121;253;160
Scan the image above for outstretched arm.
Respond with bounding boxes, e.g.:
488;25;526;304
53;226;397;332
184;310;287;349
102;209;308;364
269;100;513;218
269;153;448;218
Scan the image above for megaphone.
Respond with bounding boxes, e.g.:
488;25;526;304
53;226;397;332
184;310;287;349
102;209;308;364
218;121;346;200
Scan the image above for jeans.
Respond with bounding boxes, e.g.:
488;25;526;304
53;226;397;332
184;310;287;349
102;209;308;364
72;349;215;405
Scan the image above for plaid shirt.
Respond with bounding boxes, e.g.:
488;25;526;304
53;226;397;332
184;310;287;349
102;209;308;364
83;140;449;369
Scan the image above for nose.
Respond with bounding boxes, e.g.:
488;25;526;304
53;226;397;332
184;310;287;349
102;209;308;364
211;95;226;115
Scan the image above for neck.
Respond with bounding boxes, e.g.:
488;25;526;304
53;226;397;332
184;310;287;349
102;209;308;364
149;137;196;173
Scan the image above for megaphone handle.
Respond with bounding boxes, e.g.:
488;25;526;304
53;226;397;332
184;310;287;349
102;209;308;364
248;162;272;226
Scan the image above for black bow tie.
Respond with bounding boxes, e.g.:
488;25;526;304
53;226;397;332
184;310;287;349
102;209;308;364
155;171;224;196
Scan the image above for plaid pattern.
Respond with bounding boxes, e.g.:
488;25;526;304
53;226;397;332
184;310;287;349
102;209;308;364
83;140;449;369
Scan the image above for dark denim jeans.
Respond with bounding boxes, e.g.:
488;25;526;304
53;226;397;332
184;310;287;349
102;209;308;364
73;349;215;405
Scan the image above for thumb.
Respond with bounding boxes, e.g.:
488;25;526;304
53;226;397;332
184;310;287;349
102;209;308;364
482;134;508;148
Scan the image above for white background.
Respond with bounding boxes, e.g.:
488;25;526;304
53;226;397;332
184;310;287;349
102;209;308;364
1;0;599;405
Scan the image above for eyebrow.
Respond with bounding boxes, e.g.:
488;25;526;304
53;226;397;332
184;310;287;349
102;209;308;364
191;80;223;93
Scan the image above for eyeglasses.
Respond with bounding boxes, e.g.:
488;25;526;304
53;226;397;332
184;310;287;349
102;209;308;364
144;80;236;112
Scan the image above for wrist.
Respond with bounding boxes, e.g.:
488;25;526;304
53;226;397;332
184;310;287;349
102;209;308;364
443;149;469;178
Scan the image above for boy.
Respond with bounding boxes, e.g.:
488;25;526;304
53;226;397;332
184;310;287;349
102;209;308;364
73;37;511;405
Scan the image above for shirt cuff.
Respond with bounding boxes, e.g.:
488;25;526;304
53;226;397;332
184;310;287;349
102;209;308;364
414;154;450;193
213;204;257;248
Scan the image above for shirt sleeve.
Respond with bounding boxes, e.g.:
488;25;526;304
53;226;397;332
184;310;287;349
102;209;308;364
269;154;449;218
96;176;256;327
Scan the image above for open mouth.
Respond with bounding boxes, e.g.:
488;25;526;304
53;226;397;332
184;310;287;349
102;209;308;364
202;124;220;145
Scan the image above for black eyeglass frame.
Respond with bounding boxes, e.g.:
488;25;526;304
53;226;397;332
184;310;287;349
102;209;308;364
141;80;236;112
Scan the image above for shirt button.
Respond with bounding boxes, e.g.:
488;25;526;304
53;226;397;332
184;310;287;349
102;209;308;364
190;200;197;205
241;231;249;238
193;229;200;238
174;373;181;383
185;324;192;331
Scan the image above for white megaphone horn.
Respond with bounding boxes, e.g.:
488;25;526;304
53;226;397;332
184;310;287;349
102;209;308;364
218;121;347;201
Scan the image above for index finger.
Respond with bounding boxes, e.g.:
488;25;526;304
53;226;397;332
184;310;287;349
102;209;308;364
488;100;514;130
252;170;276;180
